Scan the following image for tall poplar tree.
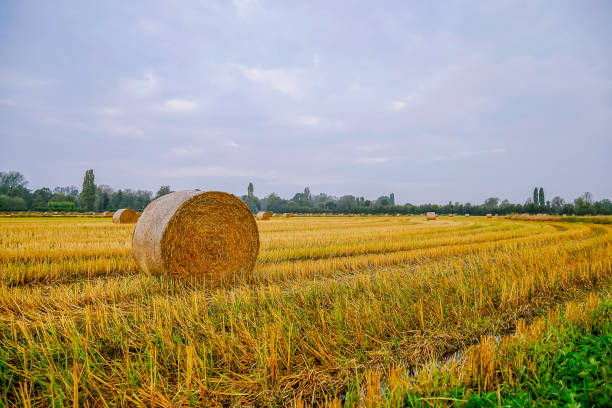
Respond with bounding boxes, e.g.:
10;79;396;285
80;169;96;211
533;187;539;206
539;187;545;208
248;182;254;198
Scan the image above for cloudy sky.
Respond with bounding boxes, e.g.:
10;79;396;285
1;1;611;204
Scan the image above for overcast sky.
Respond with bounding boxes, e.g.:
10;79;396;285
1;1;611;204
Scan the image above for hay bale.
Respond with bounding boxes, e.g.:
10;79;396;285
256;211;271;220
103;211;113;217
486;213;492;218
449;214;454;217
426;211;437;220
465;214;470;217
112;209;139;224
281;213;291;218
132;190;259;283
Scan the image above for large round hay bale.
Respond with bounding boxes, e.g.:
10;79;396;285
426;211;437;220
113;209;138;224
132;190;259;283
256;211;271;220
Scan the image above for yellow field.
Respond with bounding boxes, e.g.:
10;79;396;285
0;216;611;406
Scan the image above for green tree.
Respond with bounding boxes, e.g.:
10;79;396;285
484;197;500;210
0;171;28;194
390;193;395;206
32;188;52;210
248;182;254;198
80;169;96;211
156;185;172;198
0;195;26;211
533;187;539;206
539;187;545;208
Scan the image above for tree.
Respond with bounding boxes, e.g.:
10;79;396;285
156;185;172;198
53;186;79;197
0;171;28;193
247;182;254;198
390;193;395;206
533;187;539;206
484;197;500;210
32;188;52;210
538;187;545;208
551;196;564;210
303;187;311;202
264;193;284;212
80;169;96;211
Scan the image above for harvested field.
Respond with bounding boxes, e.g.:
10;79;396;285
0;215;611;406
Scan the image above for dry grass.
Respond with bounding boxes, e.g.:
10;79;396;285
0;215;610;406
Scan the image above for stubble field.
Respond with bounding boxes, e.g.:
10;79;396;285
0;215;610;407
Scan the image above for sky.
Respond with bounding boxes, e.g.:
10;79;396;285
1;0;611;205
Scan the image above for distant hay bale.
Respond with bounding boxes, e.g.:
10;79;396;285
272;213;281;217
486;213;492;218
256;211;271;220
112;209;138;224
132;190;259;283
426;211;437;220
103;211;113;217
465;214;470;217
282;213;291;218
449;214;454;217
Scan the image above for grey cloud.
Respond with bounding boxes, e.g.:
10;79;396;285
0;0;610;203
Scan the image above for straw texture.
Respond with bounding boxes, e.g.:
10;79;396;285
112;209;138;224
132;190;259;283
426;212;437;220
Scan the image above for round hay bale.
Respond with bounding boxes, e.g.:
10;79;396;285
103;211;113;217
486;213;492;218
113;209;138;224
256;211;271;220
426;211;437;220
281;213;291;218
449;214;455;217
465;214;470;217
132;190;259;283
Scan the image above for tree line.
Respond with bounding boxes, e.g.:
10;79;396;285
1;170;611;216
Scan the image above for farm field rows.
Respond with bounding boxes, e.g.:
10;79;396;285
0;215;611;406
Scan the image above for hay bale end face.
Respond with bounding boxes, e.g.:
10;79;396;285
113;209;138;224
426;211;437;220
256;211;271;220
132;190;259;283
486;213;493;218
